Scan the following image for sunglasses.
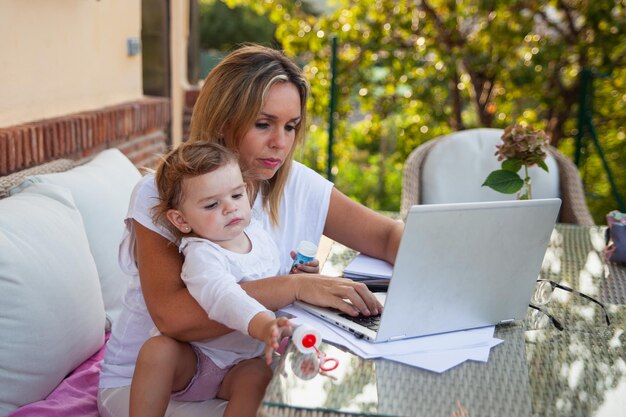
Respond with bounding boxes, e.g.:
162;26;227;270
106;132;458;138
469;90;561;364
528;279;610;331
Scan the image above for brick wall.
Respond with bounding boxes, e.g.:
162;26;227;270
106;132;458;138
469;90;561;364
0;96;171;175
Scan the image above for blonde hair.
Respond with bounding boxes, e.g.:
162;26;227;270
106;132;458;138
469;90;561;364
189;43;309;226
153;141;240;240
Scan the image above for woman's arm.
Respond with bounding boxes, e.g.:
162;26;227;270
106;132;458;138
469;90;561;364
241;273;380;316
324;188;404;264
243;188;397;316
135;219;379;342
134;221;232;341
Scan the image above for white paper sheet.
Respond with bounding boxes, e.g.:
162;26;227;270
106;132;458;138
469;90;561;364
280;304;503;373
386;337;504;373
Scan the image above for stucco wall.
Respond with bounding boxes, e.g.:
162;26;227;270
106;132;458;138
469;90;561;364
0;0;143;128
170;0;192;146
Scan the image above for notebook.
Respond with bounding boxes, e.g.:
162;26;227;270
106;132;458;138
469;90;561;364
295;198;561;342
343;255;392;281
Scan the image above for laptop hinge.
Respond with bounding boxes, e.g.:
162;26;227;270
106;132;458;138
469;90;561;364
500;318;515;324
388;335;406;341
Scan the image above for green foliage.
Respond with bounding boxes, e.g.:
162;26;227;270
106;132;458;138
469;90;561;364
571;67;626;223
220;0;626;223
502;159;523;173
482;170;524;194
199;0;276;50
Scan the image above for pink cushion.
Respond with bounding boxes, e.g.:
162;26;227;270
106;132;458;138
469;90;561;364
7;334;109;417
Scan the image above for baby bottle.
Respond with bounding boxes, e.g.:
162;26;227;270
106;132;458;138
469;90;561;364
290;240;318;273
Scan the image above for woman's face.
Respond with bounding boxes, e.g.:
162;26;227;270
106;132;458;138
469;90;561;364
237;82;302;181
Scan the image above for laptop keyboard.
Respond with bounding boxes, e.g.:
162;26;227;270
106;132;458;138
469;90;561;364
339;313;382;331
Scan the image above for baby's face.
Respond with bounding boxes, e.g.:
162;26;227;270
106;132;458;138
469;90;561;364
178;161;251;246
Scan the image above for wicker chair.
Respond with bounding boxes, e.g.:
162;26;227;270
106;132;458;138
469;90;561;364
401;128;594;225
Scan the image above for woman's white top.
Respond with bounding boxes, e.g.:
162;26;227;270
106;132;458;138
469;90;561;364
179;220;279;368
99;161;333;388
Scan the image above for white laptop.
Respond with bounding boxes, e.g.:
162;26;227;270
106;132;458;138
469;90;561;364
295;198;561;342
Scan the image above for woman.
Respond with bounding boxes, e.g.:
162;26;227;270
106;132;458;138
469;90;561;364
98;44;403;417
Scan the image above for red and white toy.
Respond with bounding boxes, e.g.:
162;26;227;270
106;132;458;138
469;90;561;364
292;324;322;354
291;324;338;372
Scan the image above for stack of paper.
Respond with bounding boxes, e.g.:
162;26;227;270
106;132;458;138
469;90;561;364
342;254;392;281
280;304;503;374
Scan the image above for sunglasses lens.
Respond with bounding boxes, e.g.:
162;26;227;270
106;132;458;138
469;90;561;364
528;306;551;329
532;280;554;305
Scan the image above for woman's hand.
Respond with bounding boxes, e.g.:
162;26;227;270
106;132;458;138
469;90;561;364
289;251;320;274
291;274;382;317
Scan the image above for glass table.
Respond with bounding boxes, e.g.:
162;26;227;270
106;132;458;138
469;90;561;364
260;224;626;417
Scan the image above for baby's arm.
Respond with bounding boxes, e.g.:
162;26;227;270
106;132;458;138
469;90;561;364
181;242;275;337
248;314;294;364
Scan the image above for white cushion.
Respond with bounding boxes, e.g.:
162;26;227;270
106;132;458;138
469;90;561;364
0;184;105;415
421;128;560;204
12;149;142;326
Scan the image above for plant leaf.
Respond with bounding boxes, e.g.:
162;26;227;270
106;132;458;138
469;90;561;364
482;170;524;194
537;159;549;172
502;159;523;173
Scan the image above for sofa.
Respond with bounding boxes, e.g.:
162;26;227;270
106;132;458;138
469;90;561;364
0;148;231;417
0;149;142;416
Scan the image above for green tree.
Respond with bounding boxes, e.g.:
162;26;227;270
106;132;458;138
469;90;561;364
199;0;276;51
225;0;625;220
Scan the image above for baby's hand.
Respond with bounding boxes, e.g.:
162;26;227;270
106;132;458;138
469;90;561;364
289;251;320;274
262;317;294;365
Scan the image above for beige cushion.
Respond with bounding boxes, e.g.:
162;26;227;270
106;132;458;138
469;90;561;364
11;149;142;327
421;128;560;204
0;184;105;414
